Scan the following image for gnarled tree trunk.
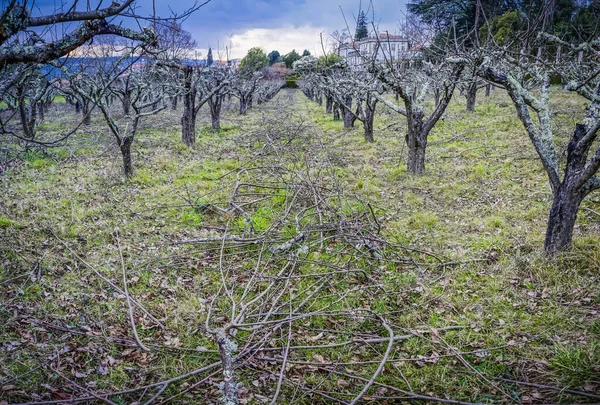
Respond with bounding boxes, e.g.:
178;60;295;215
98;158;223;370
120;137;134;178
341;96;356;129
406;109;427;174
333;103;340;121
545;187;584;254
545;123;595;254
239;96;249;115
209;94;223;130
325;95;333;114
181;67;197;146
122;91;131;115
82;99;91;125
466;81;478;112
362;96;377;143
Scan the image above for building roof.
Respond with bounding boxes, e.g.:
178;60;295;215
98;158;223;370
340;34;408;48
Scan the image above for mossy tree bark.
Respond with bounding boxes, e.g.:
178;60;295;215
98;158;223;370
478;67;600;254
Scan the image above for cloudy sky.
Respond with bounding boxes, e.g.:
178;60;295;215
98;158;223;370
176;0;409;59
29;0;408;59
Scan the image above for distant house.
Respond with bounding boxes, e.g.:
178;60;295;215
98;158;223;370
339;33;421;69
227;58;242;69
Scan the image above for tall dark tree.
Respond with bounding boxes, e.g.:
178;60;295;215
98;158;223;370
207;47;214;66
268;50;281;66
283;50;301;68
302;49;311;56
355;10;369;41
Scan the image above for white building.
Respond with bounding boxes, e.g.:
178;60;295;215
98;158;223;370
339;33;420;69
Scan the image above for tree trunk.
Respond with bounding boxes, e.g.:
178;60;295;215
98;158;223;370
544;188;584;254
171;96;178;110
18;97;34;139
123;91;131;116
466;82;478;113
406;109;426;174
181;67;196;146
82;99;91;126
342;96;355;129
37;102;44;122
209;96;222;130
181;109;196;146
544;123;593;254
485;84;491;97
333;103;340;121
120;138;134;178
433;89;441;108
363;99;376;143
325;96;333;114
239;97;248;115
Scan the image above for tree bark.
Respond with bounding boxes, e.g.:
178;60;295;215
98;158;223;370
122;91;131;115
37;102;44;122
171;96;178;110
333;103;340;121
216;330;239;405
406;109;426;174
544;189;583;254
342;96;355;129
364;111;374;142
181;67;196;146
239;97;248;115
363;97;377;143
209;95;222;130
544;123;594;254
82;99;91;125
466;82;478;112
120;138;134;178
325;95;333;114
433;89;440;108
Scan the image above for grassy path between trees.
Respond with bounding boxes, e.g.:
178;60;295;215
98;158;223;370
1;89;599;404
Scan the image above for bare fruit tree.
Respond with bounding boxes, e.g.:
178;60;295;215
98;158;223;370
68;52;165;177
477;34;600;254
372;59;465;174
0;65;56;146
0;1;155;67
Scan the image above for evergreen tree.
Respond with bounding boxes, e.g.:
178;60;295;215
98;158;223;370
355;11;369;41
267;50;281;66
207;47;214;66
302;49;311;56
283;50;301;68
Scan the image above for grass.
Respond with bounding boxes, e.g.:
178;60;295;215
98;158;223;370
0;88;599;404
